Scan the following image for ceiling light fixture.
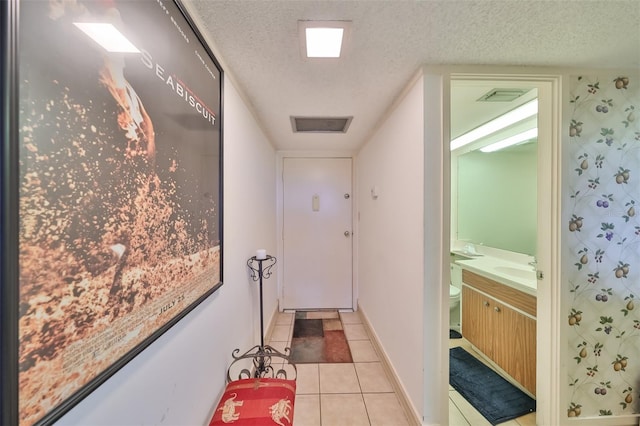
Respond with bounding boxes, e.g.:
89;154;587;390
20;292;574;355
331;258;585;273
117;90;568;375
450;99;538;151
73;22;140;53
479;128;538;153
306;28;344;57
299;21;351;58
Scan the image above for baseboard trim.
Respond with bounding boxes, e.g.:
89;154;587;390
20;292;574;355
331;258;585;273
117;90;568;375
563;414;640;426
358;304;423;426
263;304;279;343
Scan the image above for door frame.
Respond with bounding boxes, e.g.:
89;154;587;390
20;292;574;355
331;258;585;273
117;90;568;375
429;66;562;425
276;151;358;312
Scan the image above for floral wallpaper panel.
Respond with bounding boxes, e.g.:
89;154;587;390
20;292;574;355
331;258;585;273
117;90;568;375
566;74;640;419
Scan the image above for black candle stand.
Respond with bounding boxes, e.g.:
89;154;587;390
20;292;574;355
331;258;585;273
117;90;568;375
247;255;277;348
226;254;296;382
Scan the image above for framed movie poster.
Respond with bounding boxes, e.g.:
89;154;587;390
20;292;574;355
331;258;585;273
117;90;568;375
1;0;223;424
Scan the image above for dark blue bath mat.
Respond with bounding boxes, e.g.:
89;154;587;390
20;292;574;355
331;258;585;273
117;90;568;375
449;346;535;425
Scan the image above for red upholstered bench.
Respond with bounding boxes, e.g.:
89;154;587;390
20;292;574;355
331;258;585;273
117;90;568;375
210;345;297;425
209;378;296;425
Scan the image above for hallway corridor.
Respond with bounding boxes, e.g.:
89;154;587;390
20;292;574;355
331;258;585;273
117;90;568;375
268;310;410;425
268;310;537;426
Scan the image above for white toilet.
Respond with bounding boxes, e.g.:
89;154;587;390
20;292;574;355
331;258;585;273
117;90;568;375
449;263;463;332
449;284;461;311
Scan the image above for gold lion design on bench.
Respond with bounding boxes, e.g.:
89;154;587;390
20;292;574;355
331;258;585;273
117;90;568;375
270;398;292;426
218;393;243;423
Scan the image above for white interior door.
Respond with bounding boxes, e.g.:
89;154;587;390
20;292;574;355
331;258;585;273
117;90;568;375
282;157;353;309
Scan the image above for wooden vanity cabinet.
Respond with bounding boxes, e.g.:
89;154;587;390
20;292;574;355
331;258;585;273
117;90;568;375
461;285;493;356
461;270;536;396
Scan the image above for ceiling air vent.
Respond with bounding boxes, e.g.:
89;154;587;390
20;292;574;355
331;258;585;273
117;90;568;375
291;116;353;133
477;88;530;102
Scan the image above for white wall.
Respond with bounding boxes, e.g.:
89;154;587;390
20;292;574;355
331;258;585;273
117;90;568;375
356;74;426;420
57;76;278;425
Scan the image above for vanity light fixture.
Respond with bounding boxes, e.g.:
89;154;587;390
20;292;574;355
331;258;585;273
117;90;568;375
299;21;351;58
479;128;538;153
73;22;140;53
450;99;538;151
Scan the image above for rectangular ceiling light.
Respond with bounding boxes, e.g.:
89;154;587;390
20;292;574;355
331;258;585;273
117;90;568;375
479;128;538;153
450;99;538;151
74;22;140;53
299;21;351;59
306;28;344;57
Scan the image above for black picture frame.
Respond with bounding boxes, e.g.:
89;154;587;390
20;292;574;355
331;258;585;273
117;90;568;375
2;1;224;424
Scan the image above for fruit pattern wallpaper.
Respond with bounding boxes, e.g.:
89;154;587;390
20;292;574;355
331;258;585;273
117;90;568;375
566;73;640;418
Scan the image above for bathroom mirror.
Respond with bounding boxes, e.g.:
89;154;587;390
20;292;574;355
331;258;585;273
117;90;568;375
454;144;537;255
451;81;538;256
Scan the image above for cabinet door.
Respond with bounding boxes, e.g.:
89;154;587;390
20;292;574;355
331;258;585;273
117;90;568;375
461;286;493;356
493;302;537;396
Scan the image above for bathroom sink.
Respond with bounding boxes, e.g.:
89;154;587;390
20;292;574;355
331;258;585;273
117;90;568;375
494;266;536;280
452;250;483;258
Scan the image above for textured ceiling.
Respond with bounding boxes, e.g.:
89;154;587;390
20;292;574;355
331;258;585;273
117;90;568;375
184;0;640;152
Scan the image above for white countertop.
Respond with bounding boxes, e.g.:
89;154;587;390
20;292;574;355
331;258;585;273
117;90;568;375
455;255;537;296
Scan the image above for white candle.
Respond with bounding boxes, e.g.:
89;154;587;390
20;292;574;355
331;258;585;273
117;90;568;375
256;249;267;260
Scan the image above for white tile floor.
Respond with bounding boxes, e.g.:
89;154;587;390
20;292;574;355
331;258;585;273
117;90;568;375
270;310;536;426
269;311;410;426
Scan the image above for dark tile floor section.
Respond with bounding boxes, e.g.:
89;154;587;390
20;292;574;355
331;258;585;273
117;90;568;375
293;319;324;338
290;311;353;364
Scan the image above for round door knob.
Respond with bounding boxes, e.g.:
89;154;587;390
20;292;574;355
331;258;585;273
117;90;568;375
494;306;501;313
344;231;351;237
483;301;490;307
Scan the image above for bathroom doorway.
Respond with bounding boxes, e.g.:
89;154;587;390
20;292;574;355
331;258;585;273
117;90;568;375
445;73;560;425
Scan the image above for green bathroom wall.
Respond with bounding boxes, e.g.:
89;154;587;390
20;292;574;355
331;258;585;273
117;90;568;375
565;74;640;419
456;144;537;255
